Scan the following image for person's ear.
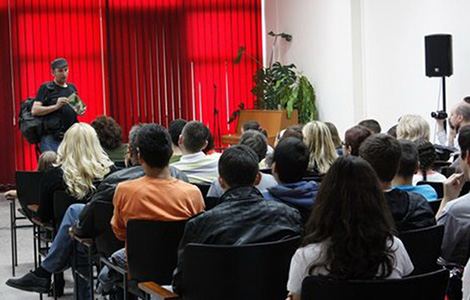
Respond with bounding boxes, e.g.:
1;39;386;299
178;135;184;147
254;172;262;186
218;175;227;190
345;145;352;155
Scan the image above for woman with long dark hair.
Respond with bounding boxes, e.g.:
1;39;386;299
286;155;413;300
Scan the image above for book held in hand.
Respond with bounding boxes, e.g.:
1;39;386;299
67;93;86;115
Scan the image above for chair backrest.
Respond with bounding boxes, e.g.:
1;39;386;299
429;199;442;215
301;268;449;300
15;171;43;219
182;236;301;300
53;190;79;227
417;181;443;198
399;224;444;275
460;182;470;197
92;201;124;257
194;184;210;198
193;183;220;210
126;219;187;284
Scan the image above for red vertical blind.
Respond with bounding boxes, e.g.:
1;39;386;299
0;0;262;185
106;0;262;143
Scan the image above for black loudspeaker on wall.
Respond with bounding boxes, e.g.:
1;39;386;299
425;34;453;77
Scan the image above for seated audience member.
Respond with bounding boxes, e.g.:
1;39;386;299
282;125;304;140
359;134;436;232
387;124;398;138
392;140;438;201
242;120;274;155
168;118;187;163
207;130;277;197
286;156;413;300
303;121;338;175
412;139;446;185
437;125;470;268
173;145;303;294
397;114;430;142
4;151;57;201
91;115;128;162
343;125;373;156
358;118;381;134
6;124;188;299
37;123;116;223
171;121;219;184
263;137;318;222
266;125;304;168
436;100;470;148
325;122;343;155
99;124;204;295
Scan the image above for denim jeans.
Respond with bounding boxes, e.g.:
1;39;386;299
40;134;61;153
97;248;126;296
41;203;91;299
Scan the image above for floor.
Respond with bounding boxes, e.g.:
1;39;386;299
0;193;75;299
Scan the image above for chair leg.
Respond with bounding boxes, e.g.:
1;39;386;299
10;200;16;277
88;246;94;300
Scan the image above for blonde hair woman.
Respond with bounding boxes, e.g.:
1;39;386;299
397;114;430;141
38;123;115;222
302;121;338;175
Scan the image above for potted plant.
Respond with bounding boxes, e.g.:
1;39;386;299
235;31;318;124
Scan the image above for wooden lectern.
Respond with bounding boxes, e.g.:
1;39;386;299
222;109;299;147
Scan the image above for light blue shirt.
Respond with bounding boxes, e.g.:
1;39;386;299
392;184;438;201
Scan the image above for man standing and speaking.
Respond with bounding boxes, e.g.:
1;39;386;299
32;58;85;152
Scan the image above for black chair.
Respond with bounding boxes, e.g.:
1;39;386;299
260;168;272;175
102;219;187;299
138;236;301;300
428;199;442;215
460;182;470;197
301;268;449;300
399;224;444;275
53;190;80;228
194;184;210;198
417;181;443;198
182;236;301;300
11;171;43;276
194;183;221;210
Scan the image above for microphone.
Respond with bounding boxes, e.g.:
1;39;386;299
233;46;246;64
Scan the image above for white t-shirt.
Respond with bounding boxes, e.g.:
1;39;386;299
412;172;447;185
287;236;414;294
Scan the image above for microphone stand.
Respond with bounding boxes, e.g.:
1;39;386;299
213;84;222;150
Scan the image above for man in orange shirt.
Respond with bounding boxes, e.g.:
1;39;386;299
99;123;204;296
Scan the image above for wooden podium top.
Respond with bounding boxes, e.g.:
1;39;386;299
222;109;299;147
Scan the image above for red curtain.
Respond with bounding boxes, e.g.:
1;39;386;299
0;0;15;189
106;0;262;142
0;0;262;186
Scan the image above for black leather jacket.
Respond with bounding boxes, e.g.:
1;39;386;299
173;186;303;294
73;165;188;237
385;189;436;232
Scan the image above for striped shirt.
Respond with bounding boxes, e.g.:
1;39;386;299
171;152;220;184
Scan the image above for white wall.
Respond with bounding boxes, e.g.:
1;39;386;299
263;0;470;140
263;0;356;136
